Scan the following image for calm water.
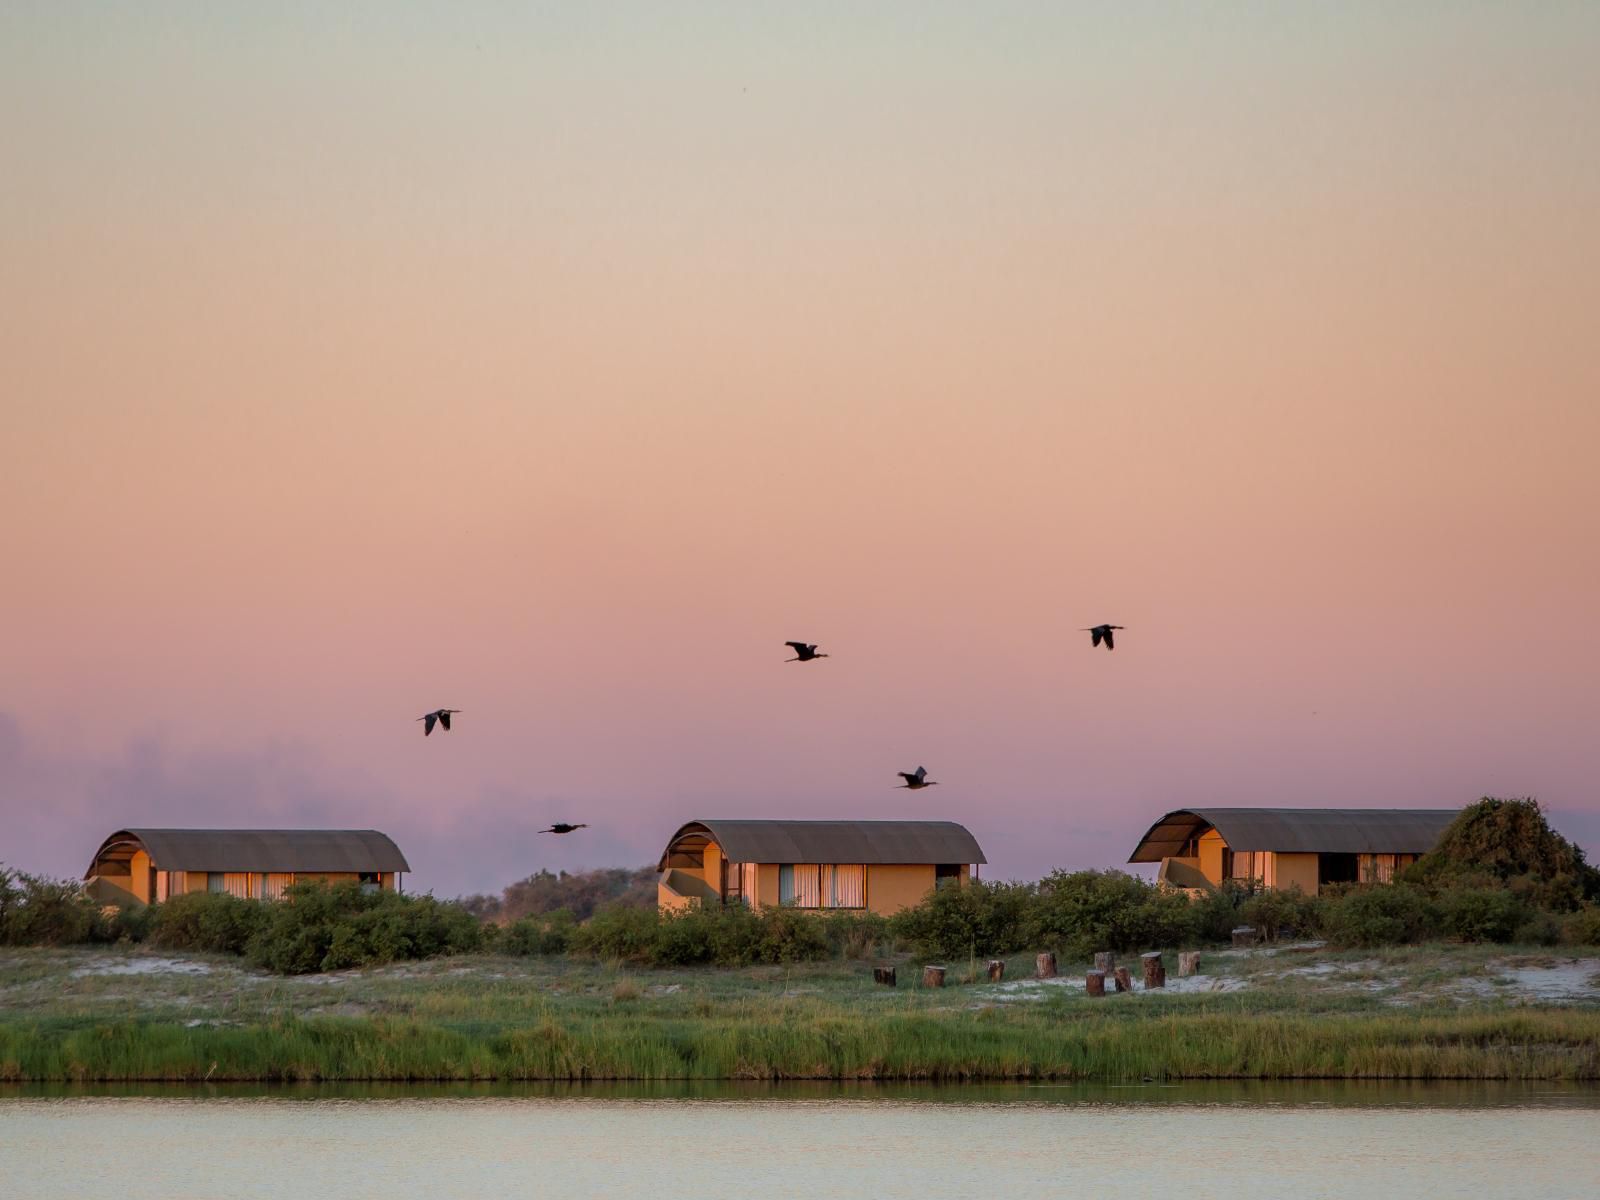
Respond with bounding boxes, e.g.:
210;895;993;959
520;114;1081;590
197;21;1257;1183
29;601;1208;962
3;1083;1596;1199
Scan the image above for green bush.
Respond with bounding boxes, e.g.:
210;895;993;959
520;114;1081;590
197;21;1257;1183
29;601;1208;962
0;866;107;946
1562;905;1600;946
244;881;482;974
1438;887;1534;944
1029;870;1193;959
1322;885;1441;948
494;909;578;956
1238;886;1323;942
1185;880;1259;943
570;904;664;962
149;892;269;955
888;880;1034;960
569;902;845;967
1408;798;1600;908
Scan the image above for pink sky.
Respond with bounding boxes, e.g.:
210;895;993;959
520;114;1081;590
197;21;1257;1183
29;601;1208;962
2;4;1598;895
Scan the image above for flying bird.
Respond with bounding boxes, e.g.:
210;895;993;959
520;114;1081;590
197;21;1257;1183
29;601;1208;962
417;709;460;736
897;766;938;789
538;823;588;835
784;642;829;662
1083;624;1124;650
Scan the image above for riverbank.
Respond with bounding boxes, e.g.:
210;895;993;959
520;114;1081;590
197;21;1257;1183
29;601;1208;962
2;944;1597;1082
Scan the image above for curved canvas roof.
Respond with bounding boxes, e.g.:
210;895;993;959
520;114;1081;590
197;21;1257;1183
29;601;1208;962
659;820;986;870
87;829;411;876
1128;808;1459;862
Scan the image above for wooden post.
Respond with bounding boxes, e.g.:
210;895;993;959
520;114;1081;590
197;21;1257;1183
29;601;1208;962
922;965;946;988
1113;966;1133;993
1231;926;1258;947
1141;952;1166;990
873;966;897;987
1085;970;1106;997
1094;951;1116;972
1178;951;1200;977
1035;952;1057;979
987;959;1005;983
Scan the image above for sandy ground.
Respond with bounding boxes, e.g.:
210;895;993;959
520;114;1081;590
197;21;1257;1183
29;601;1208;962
977;949;1600;1006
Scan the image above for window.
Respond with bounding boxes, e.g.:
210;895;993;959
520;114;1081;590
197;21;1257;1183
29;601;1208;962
778;865;826;908
208;872;227;894
827;864;865;909
935;864;962;892
359;872;380;894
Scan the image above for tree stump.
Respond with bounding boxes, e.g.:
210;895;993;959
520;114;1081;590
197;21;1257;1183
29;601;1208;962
1178;951;1201;977
1036;952;1058;979
987;959;1005;983
1113;966;1133;993
1231;926;1258;947
1094;951;1116;972
1085;969;1107;997
922;965;946;988
873;966;897;987
1141;952;1166;990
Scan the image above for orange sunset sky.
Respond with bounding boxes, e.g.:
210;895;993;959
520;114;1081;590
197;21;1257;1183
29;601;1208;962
3;3;1597;895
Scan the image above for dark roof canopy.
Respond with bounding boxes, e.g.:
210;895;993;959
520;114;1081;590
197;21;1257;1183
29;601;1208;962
87;829;411;876
659;820;986;870
1128;808;1459;862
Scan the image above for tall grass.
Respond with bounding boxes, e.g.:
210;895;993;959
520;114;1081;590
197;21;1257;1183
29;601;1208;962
2;1007;1597;1083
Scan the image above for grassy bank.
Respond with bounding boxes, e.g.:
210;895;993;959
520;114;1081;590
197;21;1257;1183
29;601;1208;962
2;944;1599;1082
3;1007;1599;1083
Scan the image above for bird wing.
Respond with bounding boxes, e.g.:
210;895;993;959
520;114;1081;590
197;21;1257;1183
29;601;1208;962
785;642;808;653
422;713;437;736
1104;630;1114;650
898;772;916;785
914;766;927;781
438;711;452;731
1091;628;1103;647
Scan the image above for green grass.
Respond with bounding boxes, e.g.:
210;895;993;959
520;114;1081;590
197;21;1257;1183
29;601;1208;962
1;944;1596;1082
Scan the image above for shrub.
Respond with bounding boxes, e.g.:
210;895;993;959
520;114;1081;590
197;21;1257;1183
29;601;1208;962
1322;885;1441;948
1438;887;1533;944
1562;905;1600;947
1238;886;1323;942
570;904;665;963
0;866;106;946
889;881;1034;960
150;892;269;955
1409;798;1600;908
244;881;482;974
1029;870;1193;959
495;909;578;956
569;902;843;967
1186;880;1259;943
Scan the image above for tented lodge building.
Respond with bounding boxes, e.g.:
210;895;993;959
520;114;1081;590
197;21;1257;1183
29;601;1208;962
1128;807;1459;894
85;828;411;906
657;819;986;916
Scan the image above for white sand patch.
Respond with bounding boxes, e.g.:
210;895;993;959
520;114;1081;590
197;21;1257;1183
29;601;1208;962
981;972;1247;1002
70;956;219;978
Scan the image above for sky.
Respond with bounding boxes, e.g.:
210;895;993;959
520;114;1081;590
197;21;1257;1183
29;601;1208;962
2;2;1598;897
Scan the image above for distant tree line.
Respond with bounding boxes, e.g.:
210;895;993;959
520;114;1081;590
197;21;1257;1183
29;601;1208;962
458;866;656;923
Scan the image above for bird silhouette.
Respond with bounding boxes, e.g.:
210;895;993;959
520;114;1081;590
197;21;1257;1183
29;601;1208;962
538;823;588;835
897;766;938;789
784;642;829;662
1082;624;1124;650
417;709;460;736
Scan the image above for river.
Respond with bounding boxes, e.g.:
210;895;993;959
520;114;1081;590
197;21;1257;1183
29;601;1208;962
2;1082;1595;1198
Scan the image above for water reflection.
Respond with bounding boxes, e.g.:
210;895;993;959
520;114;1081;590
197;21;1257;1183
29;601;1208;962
4;1077;1599;1107
2;1082;1596;1200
